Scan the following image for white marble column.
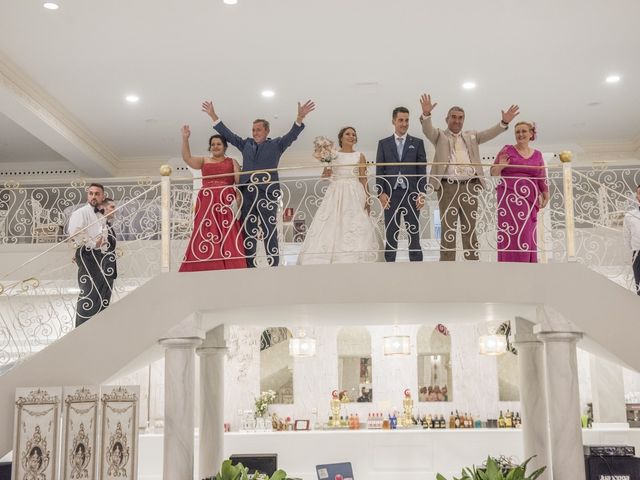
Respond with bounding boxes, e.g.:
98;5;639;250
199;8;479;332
159;337;203;480
197;326;227;479
537;331;585;480
513;319;551;479
589;354;629;428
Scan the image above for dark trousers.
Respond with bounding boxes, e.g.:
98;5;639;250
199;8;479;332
633;251;640;296
383;188;423;262
75;247;107;327
240;185;280;268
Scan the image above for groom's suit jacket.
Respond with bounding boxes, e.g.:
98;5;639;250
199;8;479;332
375;134;427;197
420;115;507;191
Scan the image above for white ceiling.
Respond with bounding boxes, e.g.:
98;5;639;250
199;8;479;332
0;111;67;162
1;0;639;174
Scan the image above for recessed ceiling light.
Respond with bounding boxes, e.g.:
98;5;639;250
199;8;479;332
605;75;621;84
261;90;275;98
125;94;140;103
462;81;476;90
43;2;59;9
223;0;238;4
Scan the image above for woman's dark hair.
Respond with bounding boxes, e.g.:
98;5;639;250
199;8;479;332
208;134;228;152
337;126;357;148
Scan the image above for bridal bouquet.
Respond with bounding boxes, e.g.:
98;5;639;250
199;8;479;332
312;136;338;164
254;390;276;418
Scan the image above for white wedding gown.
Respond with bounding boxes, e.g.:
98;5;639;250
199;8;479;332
297;151;381;265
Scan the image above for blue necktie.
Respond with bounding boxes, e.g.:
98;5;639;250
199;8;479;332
395;137;406;189
396;137;404;160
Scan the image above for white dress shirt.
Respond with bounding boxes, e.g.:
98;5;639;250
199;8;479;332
446;133;474;180
68;203;106;249
623;208;640;251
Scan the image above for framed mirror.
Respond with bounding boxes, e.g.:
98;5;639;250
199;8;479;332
417;324;452;402
260;327;294;404
337;327;372;403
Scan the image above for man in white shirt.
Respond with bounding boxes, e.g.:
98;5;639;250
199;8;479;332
622;184;640;295
68;183;108;326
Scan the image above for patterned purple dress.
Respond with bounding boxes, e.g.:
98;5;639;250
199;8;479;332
495;145;548;263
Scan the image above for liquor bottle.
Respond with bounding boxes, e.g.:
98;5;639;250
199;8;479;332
469;413;474;429
454;410;461;429
498;411;505;428
505;410;513;428
440;414;446;429
355;413;360;429
340;416;347;428
449;411;456;429
382;415;390;430
425;414;431;429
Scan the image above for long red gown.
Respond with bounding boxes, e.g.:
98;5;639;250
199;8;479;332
179;159;246;271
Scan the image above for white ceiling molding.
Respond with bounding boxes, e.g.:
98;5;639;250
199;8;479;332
0;52;120;177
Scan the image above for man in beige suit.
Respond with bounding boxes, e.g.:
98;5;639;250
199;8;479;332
419;93;519;261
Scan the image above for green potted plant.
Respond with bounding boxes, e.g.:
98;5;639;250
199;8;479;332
204;459;288;480
436;455;546;480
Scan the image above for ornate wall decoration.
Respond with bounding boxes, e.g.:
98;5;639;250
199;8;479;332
61;386;99;480
13;387;62;480
99;385;139;480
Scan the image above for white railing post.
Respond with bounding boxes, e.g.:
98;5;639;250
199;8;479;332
559;151;576;262
160;165;172;272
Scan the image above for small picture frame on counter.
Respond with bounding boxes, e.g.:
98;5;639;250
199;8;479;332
294;419;310;431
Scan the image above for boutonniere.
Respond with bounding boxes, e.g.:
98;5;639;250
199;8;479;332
408;145;415;149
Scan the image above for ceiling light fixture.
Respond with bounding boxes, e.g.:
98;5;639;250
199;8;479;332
43;2;60;9
223;0;238;4
383;325;410;356
462;81;476;90
478;334;507;355
605;75;621;84
289;329;316;357
261;90;275;98
125;94;140;103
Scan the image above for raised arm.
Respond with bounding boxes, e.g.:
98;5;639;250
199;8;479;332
419;94;441;145
201;100;247;150
476;105;520;144
180;125;205;170
276;100;315;151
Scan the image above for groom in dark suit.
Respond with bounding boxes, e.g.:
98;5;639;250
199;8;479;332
202;99;315;267
376;107;427;262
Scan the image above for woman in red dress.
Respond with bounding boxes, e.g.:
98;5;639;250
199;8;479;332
179;125;246;271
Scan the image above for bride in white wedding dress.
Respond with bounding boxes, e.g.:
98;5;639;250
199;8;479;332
297;126;381;265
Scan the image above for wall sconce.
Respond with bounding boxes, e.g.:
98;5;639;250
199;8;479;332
383;327;410;356
478;334;507;356
289;330;316;357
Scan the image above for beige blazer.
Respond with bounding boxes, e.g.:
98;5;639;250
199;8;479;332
420;115;507;190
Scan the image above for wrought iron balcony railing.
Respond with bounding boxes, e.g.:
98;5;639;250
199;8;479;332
0;159;638;372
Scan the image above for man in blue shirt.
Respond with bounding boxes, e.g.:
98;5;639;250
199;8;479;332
202;99;315;267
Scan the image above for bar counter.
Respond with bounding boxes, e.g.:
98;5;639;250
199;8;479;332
136;428;640;480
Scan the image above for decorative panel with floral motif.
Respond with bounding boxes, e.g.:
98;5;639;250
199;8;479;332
61;386;99;480
99;385;139;480
12;387;62;480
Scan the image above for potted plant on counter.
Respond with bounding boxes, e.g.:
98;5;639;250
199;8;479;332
204;459;289;480
436;455;546;480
